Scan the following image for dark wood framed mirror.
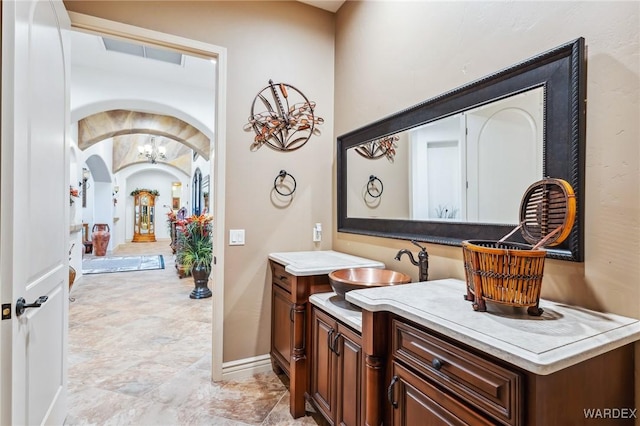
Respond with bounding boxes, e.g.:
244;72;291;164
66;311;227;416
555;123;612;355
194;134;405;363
337;38;586;261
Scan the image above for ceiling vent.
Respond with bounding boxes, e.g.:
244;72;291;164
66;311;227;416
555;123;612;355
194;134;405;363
102;37;183;66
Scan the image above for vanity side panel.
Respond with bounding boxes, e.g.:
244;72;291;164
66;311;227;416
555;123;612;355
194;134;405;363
524;343;634;425
271;283;292;376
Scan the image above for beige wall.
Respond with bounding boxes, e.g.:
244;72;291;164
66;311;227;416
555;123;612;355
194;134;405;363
334;0;639;412
64;1;336;362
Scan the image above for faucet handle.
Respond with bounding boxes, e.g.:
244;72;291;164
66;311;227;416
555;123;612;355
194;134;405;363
411;240;426;251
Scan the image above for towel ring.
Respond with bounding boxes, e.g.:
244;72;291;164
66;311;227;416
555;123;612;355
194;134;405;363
274;170;296;197
366;175;383;198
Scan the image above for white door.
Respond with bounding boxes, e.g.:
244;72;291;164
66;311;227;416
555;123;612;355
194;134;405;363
466;88;544;224
1;1;70;424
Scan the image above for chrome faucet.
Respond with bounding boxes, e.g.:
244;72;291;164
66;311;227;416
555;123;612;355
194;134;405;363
394;240;429;282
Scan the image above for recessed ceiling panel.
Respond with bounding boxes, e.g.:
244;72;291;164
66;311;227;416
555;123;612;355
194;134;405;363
102;36;183;66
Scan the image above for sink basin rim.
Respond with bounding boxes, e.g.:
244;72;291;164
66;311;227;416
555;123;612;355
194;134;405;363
328;267;412;299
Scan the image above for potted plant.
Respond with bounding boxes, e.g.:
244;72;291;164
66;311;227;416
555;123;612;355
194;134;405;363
176;214;213;299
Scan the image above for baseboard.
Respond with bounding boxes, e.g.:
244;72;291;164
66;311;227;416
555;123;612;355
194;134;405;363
221;354;273;381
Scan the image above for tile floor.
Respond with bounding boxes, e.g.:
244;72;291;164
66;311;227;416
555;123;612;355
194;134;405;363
66;240;326;425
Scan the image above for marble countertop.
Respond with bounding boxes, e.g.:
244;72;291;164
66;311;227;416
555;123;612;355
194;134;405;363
346;279;640;375
268;250;385;276
310;292;363;333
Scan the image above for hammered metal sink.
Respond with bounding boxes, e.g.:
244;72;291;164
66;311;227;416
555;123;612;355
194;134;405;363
328;267;412;299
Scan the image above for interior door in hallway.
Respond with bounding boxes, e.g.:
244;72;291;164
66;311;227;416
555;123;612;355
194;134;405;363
0;0;70;424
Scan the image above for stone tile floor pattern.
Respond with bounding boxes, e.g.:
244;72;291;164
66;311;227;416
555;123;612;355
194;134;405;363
66;241;327;425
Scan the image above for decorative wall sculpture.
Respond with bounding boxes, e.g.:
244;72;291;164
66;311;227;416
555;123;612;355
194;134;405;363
245;79;324;152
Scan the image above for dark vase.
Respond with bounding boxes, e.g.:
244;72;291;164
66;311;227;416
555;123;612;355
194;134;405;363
190;264;212;299
92;223;110;256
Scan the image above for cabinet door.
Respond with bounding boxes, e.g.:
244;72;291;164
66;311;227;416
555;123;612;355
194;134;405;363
335;324;363;426
389;362;493;426
310;307;338;423
271;284;292;375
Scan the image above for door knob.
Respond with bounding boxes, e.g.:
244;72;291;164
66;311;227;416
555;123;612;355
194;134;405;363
15;296;48;317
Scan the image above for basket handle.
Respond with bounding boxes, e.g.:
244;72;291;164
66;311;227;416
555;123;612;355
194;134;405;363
532;226;562;250
499;222;524;243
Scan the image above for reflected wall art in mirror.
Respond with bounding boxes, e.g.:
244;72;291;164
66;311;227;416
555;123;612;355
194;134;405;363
337;38;586;261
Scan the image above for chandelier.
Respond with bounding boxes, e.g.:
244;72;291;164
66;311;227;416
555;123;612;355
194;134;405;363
138;137;167;164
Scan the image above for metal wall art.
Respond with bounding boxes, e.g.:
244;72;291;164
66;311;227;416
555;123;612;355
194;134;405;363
355;135;399;162
245;79;324;152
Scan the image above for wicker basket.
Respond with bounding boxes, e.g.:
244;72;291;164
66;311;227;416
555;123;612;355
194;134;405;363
462;178;576;316
463;240;547;315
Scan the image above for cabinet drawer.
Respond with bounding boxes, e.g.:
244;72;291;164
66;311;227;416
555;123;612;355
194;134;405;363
392;320;521;426
390;362;495;426
270;261;293;292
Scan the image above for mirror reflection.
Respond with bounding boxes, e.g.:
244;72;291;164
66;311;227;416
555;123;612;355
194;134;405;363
337;38;585;261
347;88;544;225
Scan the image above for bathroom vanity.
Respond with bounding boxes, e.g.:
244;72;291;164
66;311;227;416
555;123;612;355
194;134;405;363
268;250;384;418
306;279;640;425
309;293;365;426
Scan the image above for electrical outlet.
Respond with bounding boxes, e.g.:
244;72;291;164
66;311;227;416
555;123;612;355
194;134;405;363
313;223;322;242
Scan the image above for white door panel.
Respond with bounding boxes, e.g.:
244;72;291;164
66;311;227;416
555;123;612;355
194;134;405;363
466;89;544;223
1;0;70;424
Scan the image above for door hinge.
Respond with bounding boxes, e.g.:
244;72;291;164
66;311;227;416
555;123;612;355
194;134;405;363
213;256;217;265
2;304;11;320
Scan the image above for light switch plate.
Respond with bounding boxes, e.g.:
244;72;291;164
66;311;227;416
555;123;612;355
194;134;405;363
229;229;245;246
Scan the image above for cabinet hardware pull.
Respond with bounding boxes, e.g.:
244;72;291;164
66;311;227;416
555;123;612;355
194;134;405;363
279;275;287;281
387;375;399;409
289;305;294;323
327;328;335;353
432;358;443;371
332;332;342;356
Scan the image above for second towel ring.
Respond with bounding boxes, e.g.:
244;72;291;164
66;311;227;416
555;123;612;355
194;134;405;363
274;170;297;197
367;175;383;198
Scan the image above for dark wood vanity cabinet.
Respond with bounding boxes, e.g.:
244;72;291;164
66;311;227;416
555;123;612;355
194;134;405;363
361;311;636;426
389;361;495;426
310;306;364;426
387;319;521;426
269;260;332;419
